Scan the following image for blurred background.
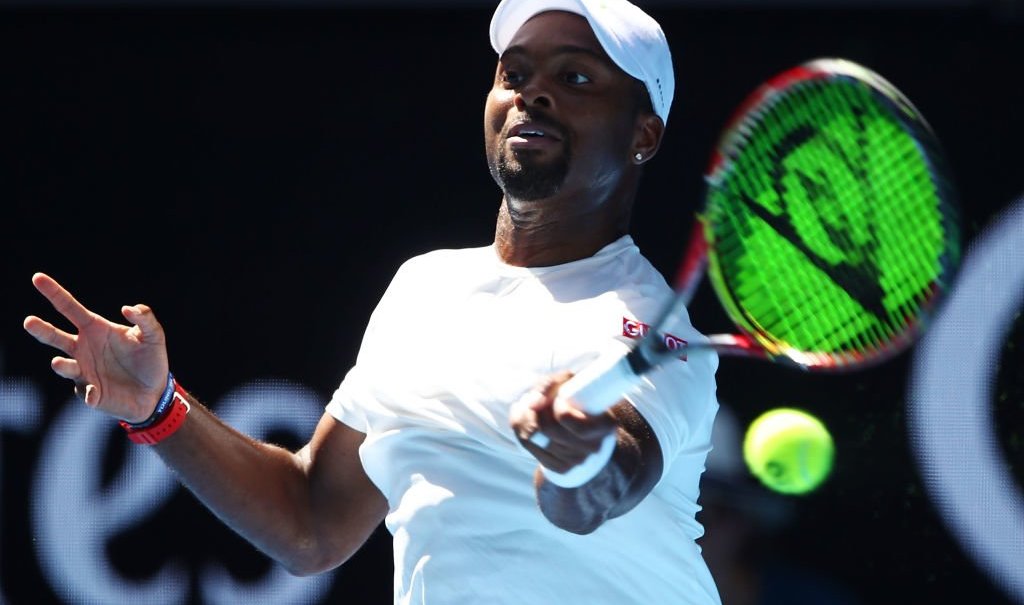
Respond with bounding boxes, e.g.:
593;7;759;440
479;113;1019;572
1;0;1022;603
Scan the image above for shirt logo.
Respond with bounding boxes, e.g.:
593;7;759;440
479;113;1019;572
622;317;688;361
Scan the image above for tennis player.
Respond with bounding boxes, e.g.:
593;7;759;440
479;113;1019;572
24;0;722;603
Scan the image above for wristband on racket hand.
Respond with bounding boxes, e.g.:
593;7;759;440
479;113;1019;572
119;373;190;445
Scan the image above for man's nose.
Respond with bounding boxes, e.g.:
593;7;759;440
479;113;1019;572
513;78;553;110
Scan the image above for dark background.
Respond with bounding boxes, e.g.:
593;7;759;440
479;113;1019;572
1;2;1022;603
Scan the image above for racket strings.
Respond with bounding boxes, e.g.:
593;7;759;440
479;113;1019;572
867;116;954;331
706;70;956;366
728;82;881;352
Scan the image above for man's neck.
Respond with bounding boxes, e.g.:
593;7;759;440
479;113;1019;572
492;199;628;267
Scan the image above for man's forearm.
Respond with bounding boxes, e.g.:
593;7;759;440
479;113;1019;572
535;404;663;534
148;394;330;572
150;399;388;575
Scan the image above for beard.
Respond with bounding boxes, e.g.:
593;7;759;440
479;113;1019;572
489;145;571;202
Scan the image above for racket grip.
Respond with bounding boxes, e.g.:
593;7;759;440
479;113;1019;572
558;351;645;415
539;351;644;488
540;432;617;488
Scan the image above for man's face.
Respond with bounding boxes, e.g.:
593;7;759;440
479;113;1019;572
484;11;643;204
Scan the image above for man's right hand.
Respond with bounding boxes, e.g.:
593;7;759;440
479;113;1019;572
23;272;170;424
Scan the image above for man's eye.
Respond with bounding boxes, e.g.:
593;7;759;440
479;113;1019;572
502;71;523;85
564;72;592;85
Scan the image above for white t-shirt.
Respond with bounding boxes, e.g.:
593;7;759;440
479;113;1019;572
327;235;721;605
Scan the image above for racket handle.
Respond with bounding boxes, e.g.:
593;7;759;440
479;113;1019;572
558;351;646;415
536;352;644;488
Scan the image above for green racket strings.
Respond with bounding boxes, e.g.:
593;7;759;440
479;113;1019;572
705;74;956;364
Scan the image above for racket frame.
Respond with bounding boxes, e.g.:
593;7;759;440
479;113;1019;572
678;57;961;372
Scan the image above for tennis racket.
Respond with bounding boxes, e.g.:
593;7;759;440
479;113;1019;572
542;57;961;487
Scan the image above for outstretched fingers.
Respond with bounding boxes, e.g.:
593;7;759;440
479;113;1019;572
50;356;82;381
25;273;168;417
23;315;77;354
121;304;163;341
31;273;95;329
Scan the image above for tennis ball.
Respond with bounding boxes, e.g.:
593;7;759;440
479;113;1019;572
742;407;834;495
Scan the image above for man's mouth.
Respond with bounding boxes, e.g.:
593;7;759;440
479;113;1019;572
507;122;563;148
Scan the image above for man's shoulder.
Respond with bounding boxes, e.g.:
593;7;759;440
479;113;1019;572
399;244;492;272
387;244;494;290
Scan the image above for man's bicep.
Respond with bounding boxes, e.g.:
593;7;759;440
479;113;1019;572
299;413;388;572
627;353;719;475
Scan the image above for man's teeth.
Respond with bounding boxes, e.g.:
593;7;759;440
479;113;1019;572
521;130;544;137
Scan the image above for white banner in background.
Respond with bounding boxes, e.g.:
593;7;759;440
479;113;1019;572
31;379;335;605
908;197;1024;605
0;377;45;605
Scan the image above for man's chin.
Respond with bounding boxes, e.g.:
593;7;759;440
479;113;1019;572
501;177;563;202
496;157;568;202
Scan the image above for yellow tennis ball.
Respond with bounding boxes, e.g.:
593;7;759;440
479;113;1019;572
742;407;834;495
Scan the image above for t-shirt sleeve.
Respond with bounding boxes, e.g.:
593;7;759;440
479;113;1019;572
614;294;721;476
626;342;720;475
325;256;419;432
326;366;370;433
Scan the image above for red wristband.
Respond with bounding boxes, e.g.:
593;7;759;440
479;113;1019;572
119;380;191;445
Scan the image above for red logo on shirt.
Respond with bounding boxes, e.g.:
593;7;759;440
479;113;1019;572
622;317;688;361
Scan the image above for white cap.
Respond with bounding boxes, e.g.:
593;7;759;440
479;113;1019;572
489;0;675;124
